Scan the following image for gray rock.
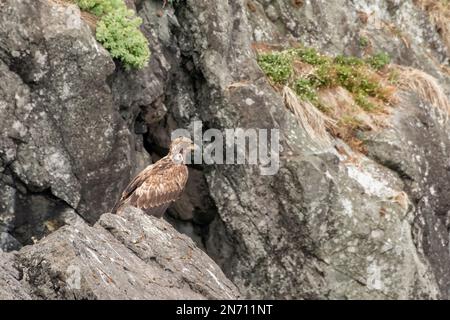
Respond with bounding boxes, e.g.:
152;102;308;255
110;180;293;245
15;207;239;299
0;232;22;252
247;0;449;87
0;0;149;244
365;92;450;296
265;5;279;22
0;251;31;300
1;0;450;300
162;0;448;299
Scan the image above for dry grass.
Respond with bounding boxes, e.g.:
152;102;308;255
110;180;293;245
394;65;450;116
381;20;412;49
414;0;450;54
318;87;393;152
257;44;450;154
80;11;99;29
318;87;358;120
282;86;334;147
255;45;397;152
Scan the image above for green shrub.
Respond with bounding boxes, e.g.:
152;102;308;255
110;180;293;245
313;63;337;87
335;64;355;89
354;93;377;112
257;52;293;84
294;78;318;103
295;47;328;66
366;52;391;70
75;0;150;70
334;55;364;66
76;0;125;16
96;8;150;70
359;36;369;48
257;46;394;112
257;46;398;152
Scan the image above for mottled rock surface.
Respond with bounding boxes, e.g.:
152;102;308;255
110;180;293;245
247;0;449;86
0;0;155;247
365;92;450;295
1;0;450;300
0;207;238;299
154;0;449;299
0;251;31;299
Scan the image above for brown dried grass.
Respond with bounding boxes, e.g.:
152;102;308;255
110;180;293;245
394;65;450;116
414;0;450;54
318;87;387;153
282;86;335;147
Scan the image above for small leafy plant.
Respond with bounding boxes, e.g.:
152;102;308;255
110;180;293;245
257;52;293;84
76;0;124;16
295;47;328;66
257;45;395;152
365;52;391;70
96;8;150;69
359;36;369;48
294;78;319;103
75;0;150;70
257;47;392;109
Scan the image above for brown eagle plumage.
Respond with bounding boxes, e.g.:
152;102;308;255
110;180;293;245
112;137;195;217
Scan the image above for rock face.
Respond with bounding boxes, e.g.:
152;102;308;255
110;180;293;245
0;251;31;299
0;0;164;246
1;0;450;300
0;0;134;246
365;92;450;296
247;0;449;85
151;0;450;299
0;207;238;299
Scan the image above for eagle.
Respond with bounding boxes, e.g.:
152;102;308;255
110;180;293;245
112;137;195;217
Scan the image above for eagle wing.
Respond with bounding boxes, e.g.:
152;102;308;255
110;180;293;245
112;159;188;218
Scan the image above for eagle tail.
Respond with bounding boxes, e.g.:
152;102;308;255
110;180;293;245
111;199;125;215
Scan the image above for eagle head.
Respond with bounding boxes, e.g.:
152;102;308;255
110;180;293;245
169;137;196;164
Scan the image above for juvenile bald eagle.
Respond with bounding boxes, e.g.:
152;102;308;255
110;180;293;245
112;137;195;217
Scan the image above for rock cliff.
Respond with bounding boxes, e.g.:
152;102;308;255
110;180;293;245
1;0;449;299
0;206;238;299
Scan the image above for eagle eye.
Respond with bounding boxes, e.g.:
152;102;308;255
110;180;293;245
173;153;184;164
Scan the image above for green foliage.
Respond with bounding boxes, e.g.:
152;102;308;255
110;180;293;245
257;52;293;84
313;63;337;87
365;52;391;70
295;47;328;66
76;0;125;16
359;36;369;48
75;0;150;70
257;46;397;152
335;65;377;95
294;78;318;103
354;93;377;112
257;46;393;112
335;64;355;89
96;8;150;70
334;55;364;66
